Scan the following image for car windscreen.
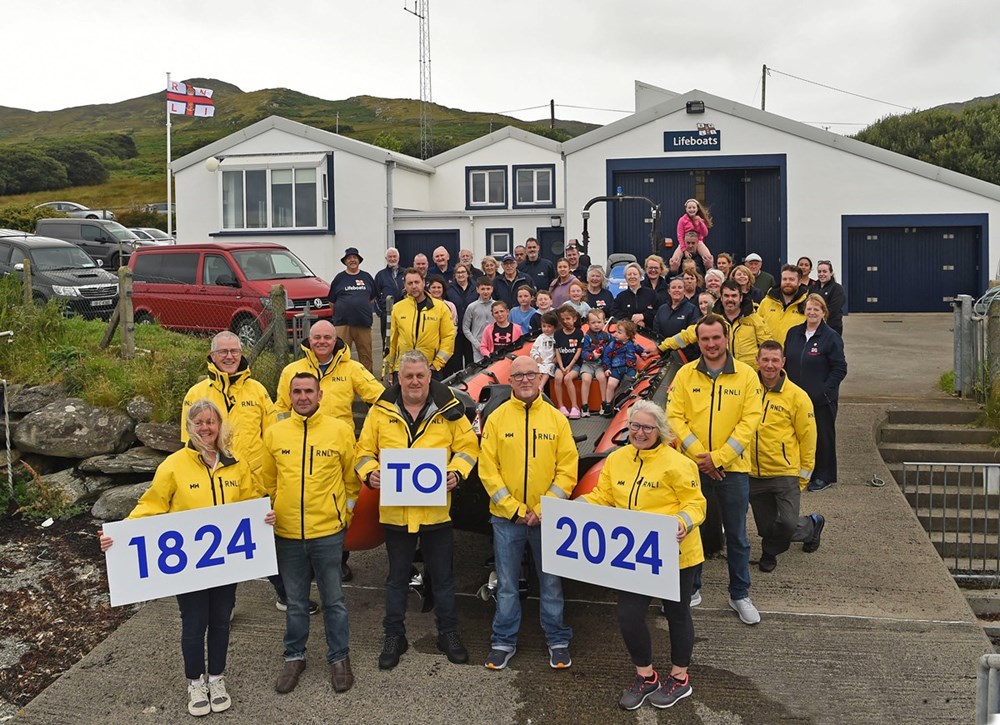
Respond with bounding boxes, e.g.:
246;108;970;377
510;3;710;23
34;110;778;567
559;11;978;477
144;229;171;240
232;249;314;281
30;246;98;270
103;222;139;241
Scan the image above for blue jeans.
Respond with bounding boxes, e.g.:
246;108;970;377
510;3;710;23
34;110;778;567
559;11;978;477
275;532;349;664
693;471;751;600
490;516;572;650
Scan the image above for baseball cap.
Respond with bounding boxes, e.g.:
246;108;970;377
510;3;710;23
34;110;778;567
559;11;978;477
501;254;516;263
744;253;762;263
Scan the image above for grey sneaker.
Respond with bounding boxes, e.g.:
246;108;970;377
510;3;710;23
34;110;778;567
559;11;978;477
187;679;210;717
484;647;516;670
649;674;692;709
689;589;702;607
207;676;231;713
619;672;659;710
729;596;760;625
548;646;572;669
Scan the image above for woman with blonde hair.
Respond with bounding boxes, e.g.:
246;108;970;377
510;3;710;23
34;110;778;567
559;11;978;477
641;254;671;308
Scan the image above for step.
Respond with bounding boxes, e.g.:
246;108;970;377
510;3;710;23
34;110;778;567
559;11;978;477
918;510;1000;536
904;487;1000;511
879;423;995;445
928;530;1000;566
888;463;986;487
878;442;1000;464
886;409;980;425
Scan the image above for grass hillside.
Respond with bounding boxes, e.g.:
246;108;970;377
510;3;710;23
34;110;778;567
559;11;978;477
0;79;599;213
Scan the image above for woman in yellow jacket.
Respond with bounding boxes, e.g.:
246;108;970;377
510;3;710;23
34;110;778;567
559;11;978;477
98;399;268;718
583;400;706;712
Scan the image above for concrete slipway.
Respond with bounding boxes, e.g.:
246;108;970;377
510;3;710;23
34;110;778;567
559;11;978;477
16;314;992;724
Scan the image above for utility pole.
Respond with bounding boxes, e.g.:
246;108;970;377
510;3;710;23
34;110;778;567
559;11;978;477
761;64;767;111
405;0;433;159
550;99;555;130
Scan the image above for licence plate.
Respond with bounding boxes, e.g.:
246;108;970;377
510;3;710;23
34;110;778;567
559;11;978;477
90;299;113;307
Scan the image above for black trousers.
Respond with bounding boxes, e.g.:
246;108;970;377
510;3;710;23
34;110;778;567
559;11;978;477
383;525;458;636
617;567;696;668
813;401;839;483
175;583;237;680
749;476;816;556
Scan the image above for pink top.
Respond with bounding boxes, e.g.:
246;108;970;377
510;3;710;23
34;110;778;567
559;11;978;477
676;214;710;250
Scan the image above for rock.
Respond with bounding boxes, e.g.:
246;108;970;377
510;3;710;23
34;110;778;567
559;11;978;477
8;385;67;414
125;396;154;423
12;399;135;458
79;447;167;475
91;481;153;520
39;468;114;507
135;423;183;453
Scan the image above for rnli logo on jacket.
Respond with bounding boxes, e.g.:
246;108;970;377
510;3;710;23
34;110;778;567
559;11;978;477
767;403;786;414
241;400;257;408
722;389;742;397
328;376;347;382
808;344;821;356
223;479;240;488
314;449;335;457
535;433;556;441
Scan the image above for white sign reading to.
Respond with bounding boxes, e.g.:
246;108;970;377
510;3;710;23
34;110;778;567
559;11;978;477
541;497;680;601
379;448;449;507
103;498;277;607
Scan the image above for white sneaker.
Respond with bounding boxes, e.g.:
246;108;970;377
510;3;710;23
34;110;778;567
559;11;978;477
729;597;760;625
187;679;211;717
208;676;232;713
689;589;702;608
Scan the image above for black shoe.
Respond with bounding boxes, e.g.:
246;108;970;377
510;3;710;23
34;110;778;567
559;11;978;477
437;631;468;664
276;597;320;615
803;513;825;553
341;563;353;582
378;634;408;670
807;478;834;492
758;553;777;572
602;403;614;418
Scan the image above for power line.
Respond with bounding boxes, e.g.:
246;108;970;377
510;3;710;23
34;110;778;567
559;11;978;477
767;67;915;112
556;103;632;114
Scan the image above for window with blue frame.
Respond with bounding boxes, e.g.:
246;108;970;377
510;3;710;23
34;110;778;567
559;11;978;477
513;164;555;209
221;157;330;231
486;228;513;257
466;166;507;209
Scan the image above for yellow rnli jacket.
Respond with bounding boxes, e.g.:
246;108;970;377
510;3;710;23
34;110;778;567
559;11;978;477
658;299;773;370
260;410;359;540
129;444;261;518
354;381;478;533
388;295;456;372
583;443;706;570
479;394;578;521
756;285;809;346
667;355;762;473
747;371;817;489
181;358;276;475
275;339;384;426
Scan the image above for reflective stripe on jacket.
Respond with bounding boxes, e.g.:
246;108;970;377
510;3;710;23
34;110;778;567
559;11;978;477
659;298;772;369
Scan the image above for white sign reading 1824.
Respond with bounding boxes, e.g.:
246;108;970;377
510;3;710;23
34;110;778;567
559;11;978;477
103;498;277;607
379;448;448;507
541;497;680;601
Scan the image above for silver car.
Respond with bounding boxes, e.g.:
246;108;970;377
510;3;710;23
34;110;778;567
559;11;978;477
34;201;116;220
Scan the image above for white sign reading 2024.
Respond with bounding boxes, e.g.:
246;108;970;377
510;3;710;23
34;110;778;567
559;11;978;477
379;448;448;507
541;497;680;601
103;498;277;607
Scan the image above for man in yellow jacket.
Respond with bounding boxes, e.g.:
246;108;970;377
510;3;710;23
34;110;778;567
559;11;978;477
667;314;762;625
479;355;578;671
748;341;825;573
387;268;456;378
355;350;478;671
261;372;359;696
658;281;772;369
756;265;809;346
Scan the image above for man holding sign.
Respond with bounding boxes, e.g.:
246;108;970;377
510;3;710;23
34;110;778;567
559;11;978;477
478;355;578;671
261;373;359;695
355;350;478;670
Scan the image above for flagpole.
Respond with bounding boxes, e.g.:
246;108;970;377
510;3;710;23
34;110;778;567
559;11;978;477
166;71;173;239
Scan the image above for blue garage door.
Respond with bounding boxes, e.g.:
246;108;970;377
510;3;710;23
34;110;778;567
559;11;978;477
847;226;980;312
611;171;693;261
393;229;460;270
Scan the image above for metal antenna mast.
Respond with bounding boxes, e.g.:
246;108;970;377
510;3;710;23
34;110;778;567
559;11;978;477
404;0;432;159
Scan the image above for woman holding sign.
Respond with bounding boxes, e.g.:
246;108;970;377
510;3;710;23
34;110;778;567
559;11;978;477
583;400;706;712
98;399;267;718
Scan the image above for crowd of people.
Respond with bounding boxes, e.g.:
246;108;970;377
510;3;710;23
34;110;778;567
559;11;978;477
96;208;849;716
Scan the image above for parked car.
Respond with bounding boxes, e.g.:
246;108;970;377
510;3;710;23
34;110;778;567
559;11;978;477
129;228;174;245
34;218;140;269
129;242;332;347
144;202;175;215
0;230;119;318
33;201;116;220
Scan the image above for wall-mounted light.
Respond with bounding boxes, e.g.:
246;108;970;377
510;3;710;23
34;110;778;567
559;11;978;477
204;156;222;172
550;215;562;228
686;101;705;114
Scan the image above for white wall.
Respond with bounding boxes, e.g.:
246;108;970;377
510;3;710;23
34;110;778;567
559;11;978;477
393;212;568;264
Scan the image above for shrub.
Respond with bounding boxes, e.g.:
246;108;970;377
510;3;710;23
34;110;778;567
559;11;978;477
116;207;171;229
0;148;69;195
44;147;109;186
0;203;66;233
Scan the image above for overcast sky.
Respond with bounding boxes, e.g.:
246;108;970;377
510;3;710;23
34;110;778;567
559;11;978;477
5;0;997;132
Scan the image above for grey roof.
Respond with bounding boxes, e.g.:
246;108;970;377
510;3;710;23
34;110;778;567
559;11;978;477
562;88;1000;203
424;126;561;167
170;116;435;174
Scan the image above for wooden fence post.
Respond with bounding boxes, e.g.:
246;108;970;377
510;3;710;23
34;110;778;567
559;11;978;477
270;284;288;367
22;259;32;303
119;267;135;359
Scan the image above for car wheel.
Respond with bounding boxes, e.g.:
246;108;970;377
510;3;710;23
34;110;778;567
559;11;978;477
134;311;155;325
232;316;261;349
86;214;99;219
32;292;47;306
109;254;120;270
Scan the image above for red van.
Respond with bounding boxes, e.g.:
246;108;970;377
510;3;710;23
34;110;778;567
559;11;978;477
129;242;332;346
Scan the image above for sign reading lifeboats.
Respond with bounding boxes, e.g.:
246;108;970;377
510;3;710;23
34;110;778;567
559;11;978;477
379;448;449;507
541;497;680;600
103;498;277;607
663;124;721;152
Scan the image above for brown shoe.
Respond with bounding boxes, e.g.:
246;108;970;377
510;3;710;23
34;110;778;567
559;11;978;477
276;660;306;694
330;656;354;693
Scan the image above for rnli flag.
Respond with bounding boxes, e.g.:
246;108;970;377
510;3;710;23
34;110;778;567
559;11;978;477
166;81;215;117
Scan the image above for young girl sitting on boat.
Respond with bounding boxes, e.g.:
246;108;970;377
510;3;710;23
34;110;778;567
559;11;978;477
553;304;584;419
530;311;559;393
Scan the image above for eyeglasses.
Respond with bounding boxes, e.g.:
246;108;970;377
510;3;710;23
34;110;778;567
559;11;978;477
628;422;657;434
212;348;242;357
510;372;539;382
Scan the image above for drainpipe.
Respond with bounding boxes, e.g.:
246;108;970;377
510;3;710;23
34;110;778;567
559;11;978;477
385;160;396;252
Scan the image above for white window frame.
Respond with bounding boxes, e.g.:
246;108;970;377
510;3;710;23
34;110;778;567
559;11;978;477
512;164;556;209
219;154;328;232
466;166;507;209
486;228;513;257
